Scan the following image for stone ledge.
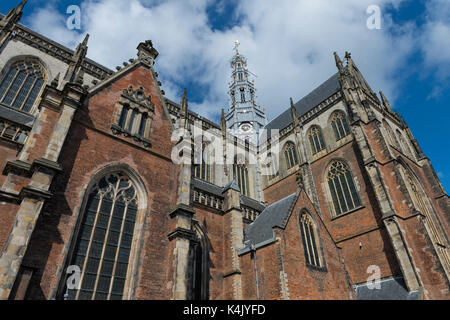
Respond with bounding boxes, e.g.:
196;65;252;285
222;269;241;278
0;189;20;202
19;186;53;200
32;158;63;173
168;204;195;219
167;227;196;241
2;160;32;176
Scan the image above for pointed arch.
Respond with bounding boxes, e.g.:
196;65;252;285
382;120;399;149
283;141;299;170
396;129;414;159
325;160;361;216
0;56;47;113
59;164;148;300
307;125;326;155
397;161;450;276
189;222;211;300
233;154;249;196
329;111;350;141
299;210;323;267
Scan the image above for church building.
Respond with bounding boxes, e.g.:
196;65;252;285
0;1;448;300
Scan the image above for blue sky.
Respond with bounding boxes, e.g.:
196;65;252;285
1;0;449;192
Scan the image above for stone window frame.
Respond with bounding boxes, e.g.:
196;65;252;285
283;141;299;171
395;129;415;160
397;164;450;274
382;120;400;150
233;154;250;197
187;222;211;300
323;159;363;218
307;125;326;157
329;110;351;142
57;164;148;300
0;57;47;115
298;209;327;271
193;137;213;183
111;85;154;148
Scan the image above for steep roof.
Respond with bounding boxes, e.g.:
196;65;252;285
265;73;341;132
243;193;297;247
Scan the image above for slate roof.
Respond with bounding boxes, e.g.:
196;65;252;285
240;196;266;212
265;73;341;132
192;178;223;196
354;277;419;300
244;193;297;247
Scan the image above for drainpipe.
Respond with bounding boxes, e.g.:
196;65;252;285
250;244;260;300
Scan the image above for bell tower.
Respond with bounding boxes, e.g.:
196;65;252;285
225;41;267;144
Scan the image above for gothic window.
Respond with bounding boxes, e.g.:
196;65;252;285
117;105;150;140
264;152;277;180
189;225;210;300
330;112;350;141
327;161;361;216
118;105;129;129
284;142;299;169
233;156;249;197
383;121;399;149
0;60;45;113
238;73;243;81
240;91;245;103
404;171;450;271
396;130;413;158
64;173;138;300
194;141;211;182
308;126;326;155
299;213;322;267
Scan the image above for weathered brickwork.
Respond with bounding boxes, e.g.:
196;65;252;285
0;2;448;300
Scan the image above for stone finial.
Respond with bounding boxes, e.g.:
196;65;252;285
345;51;354;69
137;40;159;65
0;0;27;27
73;33;89;62
379;91;393;113
334;52;345;74
290;97;299;128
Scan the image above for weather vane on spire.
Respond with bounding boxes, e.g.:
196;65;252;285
234;40;240;54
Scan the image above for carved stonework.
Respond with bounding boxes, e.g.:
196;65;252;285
121;85;154;112
136;40;159;66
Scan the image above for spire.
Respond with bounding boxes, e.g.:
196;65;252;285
179;88;189;129
379;91;393;112
63;34;89;84
334;52;345;74
225;41;268;145
1;0;27;26
290;97;299;128
73;33;89;62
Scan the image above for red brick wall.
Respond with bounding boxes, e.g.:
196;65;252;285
20;65;180;299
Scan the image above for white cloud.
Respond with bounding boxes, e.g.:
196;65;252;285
23;0;442;122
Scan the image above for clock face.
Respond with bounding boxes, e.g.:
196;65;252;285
240;123;253;133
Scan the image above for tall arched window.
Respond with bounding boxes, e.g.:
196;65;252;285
64;173;138;300
284;142;299;169
396;130;413;158
330;112;350;141
299;213;322;267
327;161;361;216
404;170;450;272
0;60;45;112
189;224;210;300
383;121;399;149
233;156;249;197
308;126;326;155
194;142;211;182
